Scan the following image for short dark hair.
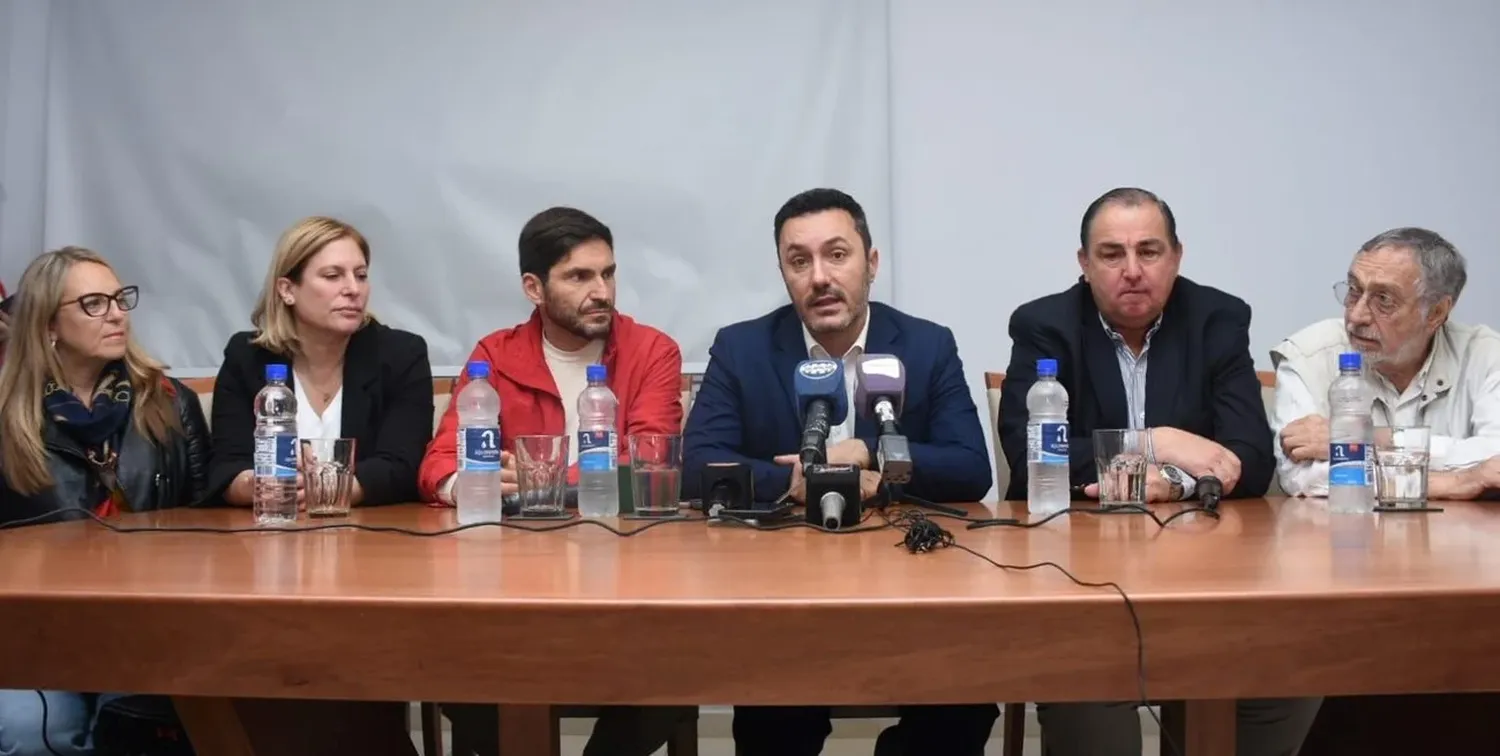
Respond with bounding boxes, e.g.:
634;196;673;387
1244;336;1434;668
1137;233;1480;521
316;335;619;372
1079;187;1179;250
518;207;613;280
773;188;873;254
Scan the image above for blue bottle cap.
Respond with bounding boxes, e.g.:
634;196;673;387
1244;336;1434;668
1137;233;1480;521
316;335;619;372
465;360;490;379
587;364;607;382
1036;358;1058;377
265;363;288;382
1338;352;1361;371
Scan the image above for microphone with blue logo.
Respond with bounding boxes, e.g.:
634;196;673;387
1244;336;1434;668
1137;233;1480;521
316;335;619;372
794;358;849;466
793;358;862;529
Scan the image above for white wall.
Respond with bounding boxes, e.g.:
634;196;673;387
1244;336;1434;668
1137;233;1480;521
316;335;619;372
889;1;1500;491
0;0;51;271
5;1;1500;501
4;0;891;371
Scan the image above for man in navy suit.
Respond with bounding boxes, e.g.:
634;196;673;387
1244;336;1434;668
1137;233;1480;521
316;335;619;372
1001;187;1319;756
683;188;996;756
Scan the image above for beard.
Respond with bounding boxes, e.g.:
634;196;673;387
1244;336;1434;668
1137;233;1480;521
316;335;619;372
545;294;613;341
800;283;868;335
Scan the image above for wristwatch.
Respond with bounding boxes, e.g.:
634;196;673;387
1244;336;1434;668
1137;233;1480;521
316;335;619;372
1159;465;1185;501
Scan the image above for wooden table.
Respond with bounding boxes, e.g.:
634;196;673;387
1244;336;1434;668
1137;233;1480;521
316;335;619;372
3;499;1499;756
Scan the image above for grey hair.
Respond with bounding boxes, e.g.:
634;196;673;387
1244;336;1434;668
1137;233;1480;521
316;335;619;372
1357;227;1467;307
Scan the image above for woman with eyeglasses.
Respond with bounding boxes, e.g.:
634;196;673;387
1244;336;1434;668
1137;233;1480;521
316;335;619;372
0;248;209;755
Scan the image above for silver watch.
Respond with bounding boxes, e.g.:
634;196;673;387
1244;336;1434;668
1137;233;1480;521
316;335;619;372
1160;465;1185;500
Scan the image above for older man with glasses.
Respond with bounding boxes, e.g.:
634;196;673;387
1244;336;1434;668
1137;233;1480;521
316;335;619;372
1271;227;1500;498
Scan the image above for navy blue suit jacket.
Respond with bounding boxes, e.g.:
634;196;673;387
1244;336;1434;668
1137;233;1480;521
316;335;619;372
683;302;992;503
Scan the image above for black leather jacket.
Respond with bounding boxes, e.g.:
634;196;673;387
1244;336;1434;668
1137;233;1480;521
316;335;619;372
0;377;211;527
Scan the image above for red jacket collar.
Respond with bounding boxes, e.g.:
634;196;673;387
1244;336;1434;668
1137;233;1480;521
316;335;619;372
496;309;630;394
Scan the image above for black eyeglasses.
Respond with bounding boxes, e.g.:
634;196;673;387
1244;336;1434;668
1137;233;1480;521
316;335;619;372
62;286;139;318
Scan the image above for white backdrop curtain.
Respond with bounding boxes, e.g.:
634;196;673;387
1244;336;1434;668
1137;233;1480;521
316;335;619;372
5;1;1500;501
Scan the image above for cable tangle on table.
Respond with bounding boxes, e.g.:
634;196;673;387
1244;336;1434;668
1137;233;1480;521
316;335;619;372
878;506;1190;756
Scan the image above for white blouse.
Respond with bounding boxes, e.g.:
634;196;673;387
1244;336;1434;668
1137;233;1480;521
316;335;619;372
295;379;344;440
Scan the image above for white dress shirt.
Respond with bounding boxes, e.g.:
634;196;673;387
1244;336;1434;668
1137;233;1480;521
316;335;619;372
1097;314;1195;499
1270;317;1500;496
294;380;343;440
803;311;871;446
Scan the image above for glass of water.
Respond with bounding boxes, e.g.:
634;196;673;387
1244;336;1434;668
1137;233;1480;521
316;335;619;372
514;435;569;517
628;433;683;517
301;438;357;517
1373;425;1431;509
1093;429;1151;508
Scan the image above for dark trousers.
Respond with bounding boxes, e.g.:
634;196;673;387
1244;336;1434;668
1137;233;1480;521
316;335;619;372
732;704;999;756
443;703;694;756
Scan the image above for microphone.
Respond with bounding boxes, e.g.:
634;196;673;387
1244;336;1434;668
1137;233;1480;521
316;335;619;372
854;354;912;484
793;358;848;466
1198;475;1223;512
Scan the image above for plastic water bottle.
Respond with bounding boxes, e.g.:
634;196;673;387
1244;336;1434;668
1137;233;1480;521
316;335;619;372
454;361;504;525
252;364;298;525
1328;351;1374;513
1026;358;1071;515
577;364;620;518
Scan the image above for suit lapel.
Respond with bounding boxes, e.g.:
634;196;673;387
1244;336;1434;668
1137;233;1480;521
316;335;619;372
856;304;900;438
1082;312;1130;430
1143;316;1184;427
340;325;380;441
772;310;806;429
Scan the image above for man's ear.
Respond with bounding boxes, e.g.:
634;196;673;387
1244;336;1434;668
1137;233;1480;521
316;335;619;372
521;273;545;307
1427;296;1455;330
1076;247;1089;281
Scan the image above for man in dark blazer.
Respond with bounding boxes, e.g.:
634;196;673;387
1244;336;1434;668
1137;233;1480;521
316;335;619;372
1001;188;1274;503
1003;188;1318;756
683;188;996;756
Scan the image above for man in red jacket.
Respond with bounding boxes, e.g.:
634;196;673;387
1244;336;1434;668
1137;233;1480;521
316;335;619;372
420;207;684;503
422;206;690;756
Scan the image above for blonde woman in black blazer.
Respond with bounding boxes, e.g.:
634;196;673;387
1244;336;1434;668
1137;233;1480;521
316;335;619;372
205;216;433;509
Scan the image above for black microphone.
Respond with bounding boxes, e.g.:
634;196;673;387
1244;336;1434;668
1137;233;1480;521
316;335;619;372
793;359;849;465
1198;475;1223;512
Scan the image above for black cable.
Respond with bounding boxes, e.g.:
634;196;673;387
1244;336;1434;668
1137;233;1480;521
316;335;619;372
966;502;1218;531
37;689;62;756
883;508;1183;756
2;505;697;537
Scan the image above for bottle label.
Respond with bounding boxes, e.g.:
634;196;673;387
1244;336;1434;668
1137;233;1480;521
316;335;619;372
459;426;502;472
254;433;298;479
1027;422;1069;465
578;430;617;473
1329;442;1368;487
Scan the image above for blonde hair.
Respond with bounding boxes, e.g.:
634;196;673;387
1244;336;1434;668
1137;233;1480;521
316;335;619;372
0;247;182;495
250;216;372;355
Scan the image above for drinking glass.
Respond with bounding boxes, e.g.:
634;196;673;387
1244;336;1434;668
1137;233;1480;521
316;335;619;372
1093;429;1151;508
514;435;569;517
1373;426;1431;509
629;434;683;517
302;438;357;517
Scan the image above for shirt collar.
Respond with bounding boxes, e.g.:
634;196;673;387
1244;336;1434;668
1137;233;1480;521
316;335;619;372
804;308;871;361
1098;312;1164;349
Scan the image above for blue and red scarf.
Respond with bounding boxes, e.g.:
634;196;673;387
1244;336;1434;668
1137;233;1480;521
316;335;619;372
43;361;134;515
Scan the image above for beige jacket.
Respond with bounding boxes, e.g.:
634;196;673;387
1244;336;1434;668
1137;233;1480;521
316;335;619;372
1269;317;1500;496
